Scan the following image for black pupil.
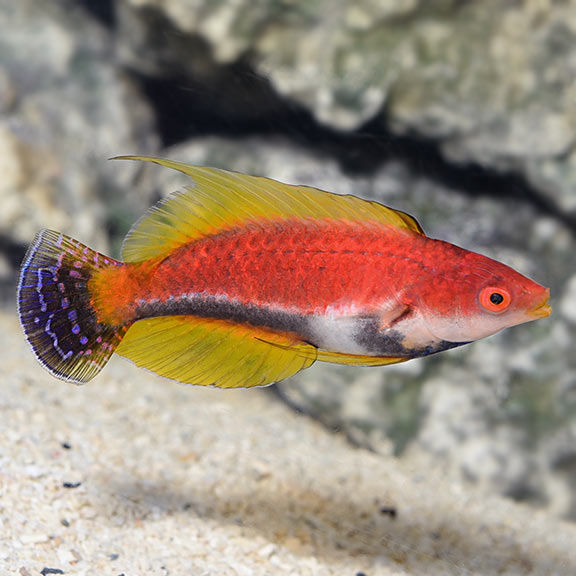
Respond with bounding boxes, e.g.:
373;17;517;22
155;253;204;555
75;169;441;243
490;292;504;305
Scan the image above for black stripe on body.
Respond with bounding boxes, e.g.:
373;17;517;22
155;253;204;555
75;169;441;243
353;316;468;357
134;293;311;340
134;293;464;359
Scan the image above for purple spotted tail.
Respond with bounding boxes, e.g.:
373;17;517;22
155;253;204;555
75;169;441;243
18;229;128;383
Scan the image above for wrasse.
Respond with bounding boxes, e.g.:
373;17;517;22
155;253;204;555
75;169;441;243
18;156;552;388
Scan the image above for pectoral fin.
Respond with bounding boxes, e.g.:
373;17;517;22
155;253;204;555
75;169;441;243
378;302;411;330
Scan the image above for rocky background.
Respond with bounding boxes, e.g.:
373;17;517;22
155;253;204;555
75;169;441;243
2;0;576;536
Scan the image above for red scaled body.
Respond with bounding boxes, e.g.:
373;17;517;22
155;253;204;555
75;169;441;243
96;221;424;322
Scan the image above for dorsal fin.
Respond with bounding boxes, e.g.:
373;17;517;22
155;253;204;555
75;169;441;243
114;155;425;263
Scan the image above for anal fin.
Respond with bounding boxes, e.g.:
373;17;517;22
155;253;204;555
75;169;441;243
116;316;317;388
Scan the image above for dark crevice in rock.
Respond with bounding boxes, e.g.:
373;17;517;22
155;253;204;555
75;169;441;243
76;0;116;28
0;235;27;270
0;235;27;305
357;118;576;233
131;64;576;235
268;385;378;453
132;62;320;147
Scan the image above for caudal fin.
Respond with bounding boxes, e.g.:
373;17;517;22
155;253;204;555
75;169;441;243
18;230;128;383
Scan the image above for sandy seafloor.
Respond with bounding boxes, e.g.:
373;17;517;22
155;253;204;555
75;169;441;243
2;310;576;576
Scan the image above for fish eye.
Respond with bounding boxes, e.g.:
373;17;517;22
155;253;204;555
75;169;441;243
490;292;504;305
479;286;511;313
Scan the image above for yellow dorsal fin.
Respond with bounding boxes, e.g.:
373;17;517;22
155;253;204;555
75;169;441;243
115;315;317;388
114;156;424;263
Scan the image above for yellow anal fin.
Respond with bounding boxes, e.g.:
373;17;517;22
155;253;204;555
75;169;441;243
115;316;317;388
113;156;424;263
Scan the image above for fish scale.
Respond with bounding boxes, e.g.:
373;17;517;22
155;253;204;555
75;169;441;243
145;221;409;312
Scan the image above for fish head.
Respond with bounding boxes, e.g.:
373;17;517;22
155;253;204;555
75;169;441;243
414;250;551;344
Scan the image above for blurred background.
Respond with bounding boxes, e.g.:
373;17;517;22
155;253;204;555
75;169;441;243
2;0;576;521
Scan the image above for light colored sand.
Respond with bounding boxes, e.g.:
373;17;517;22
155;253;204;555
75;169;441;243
2;310;576;576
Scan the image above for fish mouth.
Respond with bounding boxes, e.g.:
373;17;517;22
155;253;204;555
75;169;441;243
529;289;552;319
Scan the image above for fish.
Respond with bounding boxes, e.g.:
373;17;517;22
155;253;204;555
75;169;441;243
17;156;552;388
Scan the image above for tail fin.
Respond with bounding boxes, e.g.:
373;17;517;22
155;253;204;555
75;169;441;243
18;230;128;383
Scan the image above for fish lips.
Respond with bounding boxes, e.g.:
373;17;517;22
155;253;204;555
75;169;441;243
528;288;552;319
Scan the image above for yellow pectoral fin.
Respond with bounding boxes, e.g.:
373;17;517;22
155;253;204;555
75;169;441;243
115;316;317;388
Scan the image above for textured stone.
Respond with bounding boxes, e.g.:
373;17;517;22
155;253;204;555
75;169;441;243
0;0;157;251
121;0;576;212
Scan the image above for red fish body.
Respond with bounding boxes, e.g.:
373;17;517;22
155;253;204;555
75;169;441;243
18;157;551;388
